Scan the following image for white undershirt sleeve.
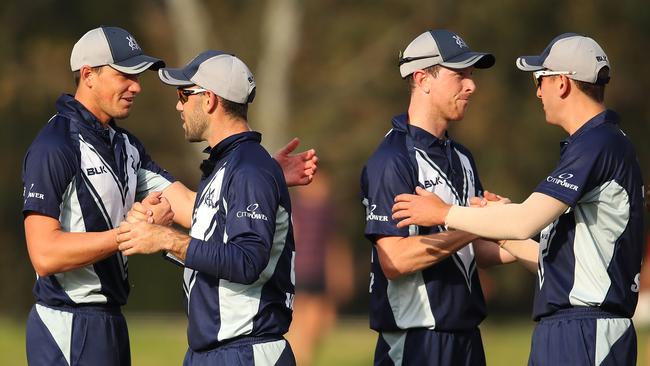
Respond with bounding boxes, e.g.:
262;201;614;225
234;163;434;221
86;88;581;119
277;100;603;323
445;192;569;240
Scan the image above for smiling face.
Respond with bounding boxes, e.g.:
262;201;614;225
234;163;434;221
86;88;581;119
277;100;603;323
428;66;476;122
83;66;142;123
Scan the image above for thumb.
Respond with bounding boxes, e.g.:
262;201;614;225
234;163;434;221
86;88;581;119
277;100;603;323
276;137;300;156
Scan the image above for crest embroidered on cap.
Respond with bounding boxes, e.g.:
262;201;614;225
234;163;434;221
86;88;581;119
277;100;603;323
453;35;468;48
126;35;140;51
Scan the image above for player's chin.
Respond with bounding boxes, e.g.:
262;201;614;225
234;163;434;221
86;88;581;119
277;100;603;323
113;110;132;120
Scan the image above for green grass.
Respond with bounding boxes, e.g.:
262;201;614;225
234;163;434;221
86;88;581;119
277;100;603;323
2;315;648;365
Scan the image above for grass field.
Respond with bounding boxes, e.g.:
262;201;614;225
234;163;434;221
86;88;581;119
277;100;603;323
1;315;648;365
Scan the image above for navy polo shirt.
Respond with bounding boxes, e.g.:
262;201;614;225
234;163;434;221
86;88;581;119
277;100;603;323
532;110;644;320
361;113;486;332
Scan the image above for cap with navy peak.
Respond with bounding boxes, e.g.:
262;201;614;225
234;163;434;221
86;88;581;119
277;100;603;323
158;50;256;104
399;29;495;78
516;33;610;84
70;26;164;74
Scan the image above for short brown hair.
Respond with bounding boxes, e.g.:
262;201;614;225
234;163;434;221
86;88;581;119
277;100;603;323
219;96;249;121
73;66;104;86
573;66;609;103
406;65;441;93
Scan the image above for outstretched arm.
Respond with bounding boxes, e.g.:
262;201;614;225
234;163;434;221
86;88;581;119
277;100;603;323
273;137;318;186
393;189;567;240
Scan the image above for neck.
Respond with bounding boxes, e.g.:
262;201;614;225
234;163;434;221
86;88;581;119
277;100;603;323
207;116;251;148
407;100;449;139
561;96;606;135
74;90;111;126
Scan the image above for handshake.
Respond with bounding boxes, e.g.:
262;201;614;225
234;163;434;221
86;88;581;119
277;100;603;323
115;192;182;257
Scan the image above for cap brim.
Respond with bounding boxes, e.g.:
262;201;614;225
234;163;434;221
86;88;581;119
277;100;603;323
111;54;165;74
441;52;495;69
515;56;544;71
158;67;195;86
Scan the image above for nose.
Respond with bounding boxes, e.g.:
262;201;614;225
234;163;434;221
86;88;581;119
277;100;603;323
465;78;476;94
128;78;142;94
536;87;542;99
176;100;184;112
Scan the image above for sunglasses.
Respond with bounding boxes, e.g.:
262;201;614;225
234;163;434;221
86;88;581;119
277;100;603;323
398;53;440;66
532;70;575;88
177;88;209;104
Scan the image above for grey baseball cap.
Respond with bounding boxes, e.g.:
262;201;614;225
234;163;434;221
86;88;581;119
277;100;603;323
70;26;164;74
399;29;495;78
516;33;610;84
158;50;256;104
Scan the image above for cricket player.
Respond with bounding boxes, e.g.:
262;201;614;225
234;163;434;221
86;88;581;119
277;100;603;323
392;33;644;365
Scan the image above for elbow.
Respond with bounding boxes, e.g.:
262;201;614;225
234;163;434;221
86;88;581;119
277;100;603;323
236;272;260;285
380;260;409;281
510;225;536;241
30;256;57;277
232;256;265;285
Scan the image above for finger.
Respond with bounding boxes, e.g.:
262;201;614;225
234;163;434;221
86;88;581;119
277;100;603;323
394;193;415;203
302;149;316;161
276;137;300;156
133;202;154;215
392;209;411;220
118;242;133;252
121;248;136;257
395;218;413;229
128;210;151;221
159;197;171;208
118;222;134;234
468;197;486;207
143;192;162;204
391;201;409;214
415;186;433;196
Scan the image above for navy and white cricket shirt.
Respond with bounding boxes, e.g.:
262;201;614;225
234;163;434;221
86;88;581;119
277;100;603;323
533;110;644;320
361;114;486;332
22;94;174;307
183;131;295;351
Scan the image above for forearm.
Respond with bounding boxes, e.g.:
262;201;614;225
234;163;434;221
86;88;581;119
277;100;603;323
25;215;119;276
473;239;517;268
184;237;269;285
162;182;196;229
160;229;191;261
377;230;479;279
446;193;567;240
499;239;539;273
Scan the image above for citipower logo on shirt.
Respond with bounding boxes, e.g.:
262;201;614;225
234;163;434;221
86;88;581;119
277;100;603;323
366;204;389;222
236;203;268;221
23;183;45;203
546;173;579;191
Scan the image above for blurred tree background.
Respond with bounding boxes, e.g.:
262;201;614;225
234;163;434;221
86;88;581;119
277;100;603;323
1;0;649;324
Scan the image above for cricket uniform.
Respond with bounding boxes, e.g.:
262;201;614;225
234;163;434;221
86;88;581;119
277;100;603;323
22;94;174;365
529;110;644;366
182;131;296;366
361;114;486;366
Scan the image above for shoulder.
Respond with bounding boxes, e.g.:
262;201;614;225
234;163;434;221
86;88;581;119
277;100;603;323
365;129;412;172
229;142;282;181
26;115;76;160
572;122;632;156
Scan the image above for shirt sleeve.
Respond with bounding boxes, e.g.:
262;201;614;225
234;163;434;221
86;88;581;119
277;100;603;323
22;140;77;219
185;166;281;285
534;139;600;207
361;152;416;240
124;133;176;201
